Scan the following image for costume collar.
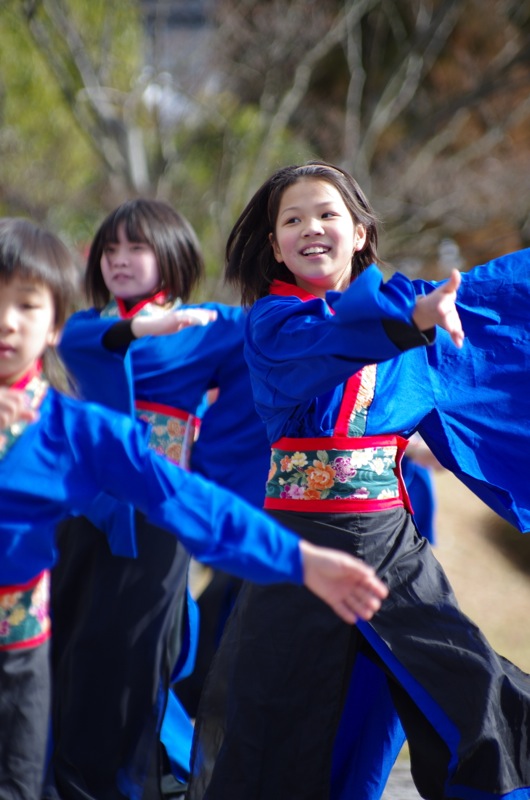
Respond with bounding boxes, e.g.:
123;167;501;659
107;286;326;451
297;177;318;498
269;279;317;302
115;290;171;319
10;361;43;391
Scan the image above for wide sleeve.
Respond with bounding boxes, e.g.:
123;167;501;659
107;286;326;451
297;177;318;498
414;249;530;532
189;306;271;506
59;310;135;415
247;266;423;406
62;399;304;585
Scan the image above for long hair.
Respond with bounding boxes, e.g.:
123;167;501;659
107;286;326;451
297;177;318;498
226;161;380;306
0;217;79;389
85;198;205;308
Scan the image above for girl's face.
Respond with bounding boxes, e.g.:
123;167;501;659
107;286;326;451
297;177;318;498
100;223;160;304
0;276;58;386
270;177;367;298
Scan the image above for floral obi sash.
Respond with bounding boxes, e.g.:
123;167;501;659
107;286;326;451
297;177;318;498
135;401;200;469
0;571;51;651
264;434;411;514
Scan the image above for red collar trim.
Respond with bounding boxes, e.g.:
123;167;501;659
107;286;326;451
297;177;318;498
115;290;169;319
10;361;42;391
269;280;317;302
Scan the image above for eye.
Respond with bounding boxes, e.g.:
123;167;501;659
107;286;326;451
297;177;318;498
283;216;301;225
321;211;338;219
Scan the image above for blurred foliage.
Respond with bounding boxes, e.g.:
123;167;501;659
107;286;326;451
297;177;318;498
0;4;98;234
0;0;145;253
211;0;530;275
1;0;530;293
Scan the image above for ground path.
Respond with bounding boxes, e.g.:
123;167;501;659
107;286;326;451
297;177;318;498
382;755;420;799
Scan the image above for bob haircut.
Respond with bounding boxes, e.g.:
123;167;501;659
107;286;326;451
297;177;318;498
85;198;205;308
0;217;79;390
0;217;77;330
225;161;381;307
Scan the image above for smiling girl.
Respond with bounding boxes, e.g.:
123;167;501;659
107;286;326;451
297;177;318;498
189;162;530;800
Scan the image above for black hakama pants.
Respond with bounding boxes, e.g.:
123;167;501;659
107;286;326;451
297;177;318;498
44;514;190;800
189;508;530;800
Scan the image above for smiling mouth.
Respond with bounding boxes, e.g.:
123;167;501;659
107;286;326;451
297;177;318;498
301;246;330;256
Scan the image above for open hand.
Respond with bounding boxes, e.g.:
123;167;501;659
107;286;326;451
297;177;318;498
413;269;464;348
299;540;388;624
132;308;218;338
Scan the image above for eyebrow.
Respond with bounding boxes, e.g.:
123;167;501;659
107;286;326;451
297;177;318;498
15;283;46;295
279;200;339;214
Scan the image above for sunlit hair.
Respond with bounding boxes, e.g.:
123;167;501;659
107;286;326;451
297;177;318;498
225;161;381;306
0;217;78;389
85;198;205;308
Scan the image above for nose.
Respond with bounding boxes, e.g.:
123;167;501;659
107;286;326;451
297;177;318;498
107;245;127;267
302;217;325;236
0;304;16;333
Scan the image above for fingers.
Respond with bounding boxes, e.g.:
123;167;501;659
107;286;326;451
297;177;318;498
412;270;464;348
300;541;388;625
443;271;464;348
0;389;37;429
132;308;218;338
449;320;465;348
334;600;358;625
174;308;218;328
444;268;461;294
332;579;387;625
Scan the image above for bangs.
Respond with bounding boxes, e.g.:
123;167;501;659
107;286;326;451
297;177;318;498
99;207;150;245
0;218;77;326
0;224;65;291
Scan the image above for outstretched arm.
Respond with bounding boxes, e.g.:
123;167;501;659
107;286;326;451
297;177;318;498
300;540;388;624
413;269;464;348
131;307;217;338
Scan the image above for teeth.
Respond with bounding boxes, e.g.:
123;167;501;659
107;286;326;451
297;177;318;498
302;247;328;255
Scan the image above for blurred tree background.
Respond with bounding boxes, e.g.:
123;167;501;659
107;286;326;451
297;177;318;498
2;0;530;299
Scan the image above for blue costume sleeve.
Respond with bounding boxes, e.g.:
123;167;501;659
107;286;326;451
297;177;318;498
0;391;303;588
247;266;421;408
61;305;259;549
189;306;270;507
58;396;304;584
59;310;135;415
413;249;530;532
59;310;139;554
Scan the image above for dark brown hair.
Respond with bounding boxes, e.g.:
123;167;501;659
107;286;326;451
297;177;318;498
0;217;79;389
225;161;381;306
85;198;204;308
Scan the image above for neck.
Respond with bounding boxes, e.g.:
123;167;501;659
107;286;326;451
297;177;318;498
6;361;43;391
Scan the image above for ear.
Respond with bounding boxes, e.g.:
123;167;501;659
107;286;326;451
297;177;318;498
269;232;284;264
354;224;367;252
46;327;61;348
